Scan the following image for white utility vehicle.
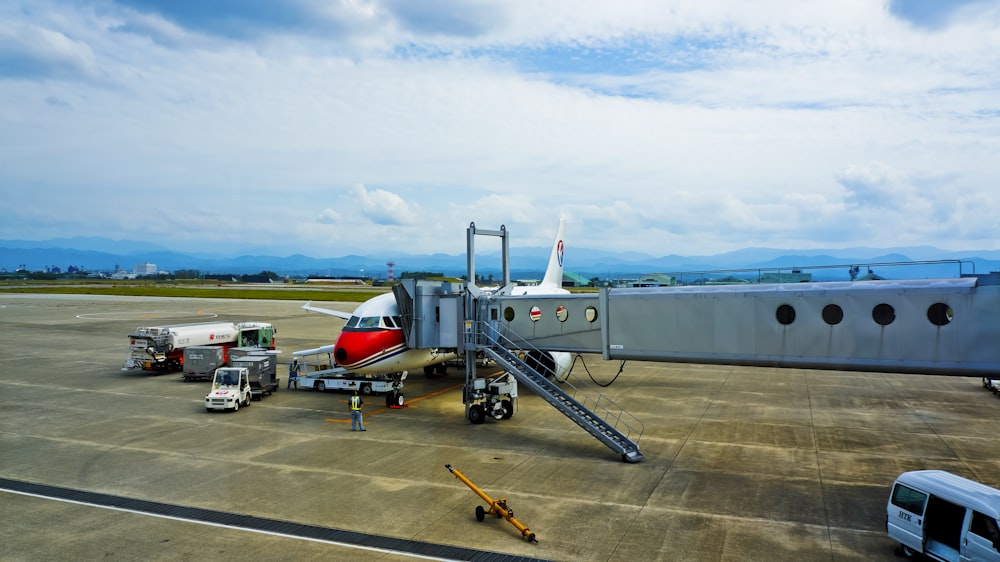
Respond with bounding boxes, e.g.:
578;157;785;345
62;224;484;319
887;470;1000;561
204;367;252;412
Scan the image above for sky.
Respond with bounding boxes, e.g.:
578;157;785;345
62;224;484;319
2;0;999;259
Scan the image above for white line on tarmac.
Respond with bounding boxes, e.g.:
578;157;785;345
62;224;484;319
2;488;458;561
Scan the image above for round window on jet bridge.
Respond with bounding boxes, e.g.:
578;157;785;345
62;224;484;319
927;303;953;326
503;307;515;322
775;304;796;325
872;303;895;326
822;304;844;325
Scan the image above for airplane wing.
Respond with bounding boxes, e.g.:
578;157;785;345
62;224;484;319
301;301;353;320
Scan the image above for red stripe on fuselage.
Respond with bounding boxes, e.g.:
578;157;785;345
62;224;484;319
334;328;406;370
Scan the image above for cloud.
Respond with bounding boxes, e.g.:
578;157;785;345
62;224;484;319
352;184;420;225
837;163;907;209
0;21;99;80
317;208;341;224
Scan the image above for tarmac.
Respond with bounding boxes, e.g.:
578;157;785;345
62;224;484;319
1;293;999;561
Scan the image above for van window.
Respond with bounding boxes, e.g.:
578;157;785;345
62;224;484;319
971;511;1000;543
891;483;928;514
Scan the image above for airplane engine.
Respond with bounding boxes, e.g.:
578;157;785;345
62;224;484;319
525;351;571;379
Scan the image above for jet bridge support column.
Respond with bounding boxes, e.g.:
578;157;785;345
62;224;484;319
463;223;511;420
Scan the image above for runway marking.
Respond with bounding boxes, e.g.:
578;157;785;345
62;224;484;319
0;478;542;562
76;310;219;321
324;383;464;423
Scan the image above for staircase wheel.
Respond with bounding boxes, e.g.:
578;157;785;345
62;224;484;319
475;505;486;522
500;399;514;419
469;405;485;425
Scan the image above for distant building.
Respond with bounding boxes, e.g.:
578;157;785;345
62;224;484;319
705;275;750;285
759;270;812;284
133;262;156;276
562;271;591;287
631;273;676;287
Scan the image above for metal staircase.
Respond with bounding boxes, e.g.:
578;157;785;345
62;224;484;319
475;325;644;463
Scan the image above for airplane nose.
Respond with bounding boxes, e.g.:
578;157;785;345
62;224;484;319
335;347;348;363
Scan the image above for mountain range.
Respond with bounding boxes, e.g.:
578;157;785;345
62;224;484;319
3;237;1000;282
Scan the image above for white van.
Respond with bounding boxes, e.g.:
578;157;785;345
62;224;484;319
887;470;1000;561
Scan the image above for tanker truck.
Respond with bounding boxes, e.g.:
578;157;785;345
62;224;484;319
123;321;276;373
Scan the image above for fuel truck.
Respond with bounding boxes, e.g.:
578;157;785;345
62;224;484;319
123;321;276;373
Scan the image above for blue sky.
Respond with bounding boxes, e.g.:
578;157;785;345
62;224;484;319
2;0;998;258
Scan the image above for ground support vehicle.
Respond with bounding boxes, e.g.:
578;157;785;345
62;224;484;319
292;345;406;407
887;470;1000;561
228;355;278;400
204;368;252;412
124;321;276;373
463;372;517;425
182;346;226;382
983;377;1000;393
425;354;493;376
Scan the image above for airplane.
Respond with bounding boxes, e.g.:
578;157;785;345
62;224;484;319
302;219;573;378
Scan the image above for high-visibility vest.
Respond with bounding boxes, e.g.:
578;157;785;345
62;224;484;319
350;396;362;410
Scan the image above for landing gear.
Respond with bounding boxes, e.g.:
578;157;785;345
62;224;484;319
385;390;405;407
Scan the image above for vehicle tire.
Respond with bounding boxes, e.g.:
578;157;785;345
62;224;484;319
424;365;436;376
985;377;991;388
436;364;447;375
501;399;514;419
316;381;326;392
385;392;394;407
475;505;486;522
394;393;405;407
244;395;251;407
233;400;239;412
469;405;485;425
361;383;373;395
899;544;916;558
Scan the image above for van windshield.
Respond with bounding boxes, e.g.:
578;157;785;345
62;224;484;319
891;483;927;514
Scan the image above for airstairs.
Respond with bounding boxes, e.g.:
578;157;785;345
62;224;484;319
474;323;645;463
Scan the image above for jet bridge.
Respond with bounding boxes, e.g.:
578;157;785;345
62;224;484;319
487;275;1000;377
394;224;1000;463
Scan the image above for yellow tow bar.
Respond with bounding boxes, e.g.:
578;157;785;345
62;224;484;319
445;464;537;543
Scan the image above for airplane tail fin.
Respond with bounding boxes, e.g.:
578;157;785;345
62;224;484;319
539;218;566;288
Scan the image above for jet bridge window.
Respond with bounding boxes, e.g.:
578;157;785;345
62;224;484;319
927;303;953;326
775;304;796;325
822;304;844;325
872;303;896;326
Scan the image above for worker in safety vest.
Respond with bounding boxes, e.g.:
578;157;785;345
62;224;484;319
350;391;365;431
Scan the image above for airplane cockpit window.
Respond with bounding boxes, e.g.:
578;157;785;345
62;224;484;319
358;317;381;329
383;316;395;328
393;316;403;328
345;317;360;329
